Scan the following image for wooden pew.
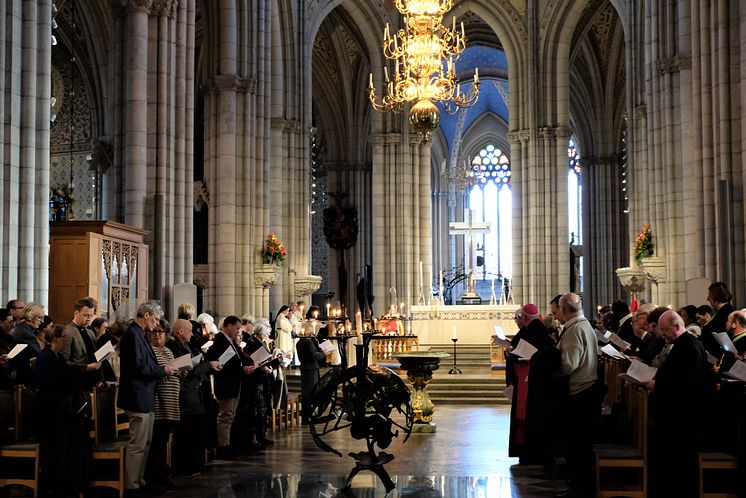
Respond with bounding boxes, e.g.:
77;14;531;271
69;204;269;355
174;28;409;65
89;384;127;498
594;383;648;498
0;385;40;498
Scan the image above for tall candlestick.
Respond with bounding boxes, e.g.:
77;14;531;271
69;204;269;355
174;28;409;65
439;270;444;302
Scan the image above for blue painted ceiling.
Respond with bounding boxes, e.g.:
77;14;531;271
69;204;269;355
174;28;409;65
436;46;509;150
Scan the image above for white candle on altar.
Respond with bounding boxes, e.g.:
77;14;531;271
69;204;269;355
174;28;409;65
372;318;377;331
452;326;458;340
419;261;423;291
326;303;331;319
439;270;444;301
400;302;405;317
355;312;363;333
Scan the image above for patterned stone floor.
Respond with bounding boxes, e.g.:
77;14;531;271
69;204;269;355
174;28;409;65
161;406;567;498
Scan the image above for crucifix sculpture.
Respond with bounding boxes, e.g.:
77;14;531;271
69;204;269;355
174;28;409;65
448;209;491;304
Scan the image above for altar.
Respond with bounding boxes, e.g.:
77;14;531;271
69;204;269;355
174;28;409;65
410;304;519;345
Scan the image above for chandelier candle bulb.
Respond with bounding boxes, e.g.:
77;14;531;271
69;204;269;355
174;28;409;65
384;66;389;82
461;21;465;38
369;73;373;88
475;67;479;83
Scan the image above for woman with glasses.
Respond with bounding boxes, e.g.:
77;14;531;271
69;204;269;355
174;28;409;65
11;302;45;355
145;319;181;494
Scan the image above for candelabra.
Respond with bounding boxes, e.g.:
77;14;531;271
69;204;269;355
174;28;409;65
448;337;462;374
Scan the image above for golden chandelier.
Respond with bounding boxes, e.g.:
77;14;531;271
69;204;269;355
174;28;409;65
368;0;479;141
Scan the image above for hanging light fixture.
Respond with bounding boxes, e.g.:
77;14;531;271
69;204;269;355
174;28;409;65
368;0;479;141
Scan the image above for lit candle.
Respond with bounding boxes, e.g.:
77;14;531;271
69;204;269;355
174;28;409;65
326;303;331;319
369;73;373;88
475;67;479;84
384;23;390;40
461;21;465;38
373;318;378;331
355;312;363;333
313;310;319;319
452;326;458;340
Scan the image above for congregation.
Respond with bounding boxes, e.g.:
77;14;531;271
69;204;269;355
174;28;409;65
0;298;325;498
506;284;746;498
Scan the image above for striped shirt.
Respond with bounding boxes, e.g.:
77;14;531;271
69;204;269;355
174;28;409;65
152;346;180;421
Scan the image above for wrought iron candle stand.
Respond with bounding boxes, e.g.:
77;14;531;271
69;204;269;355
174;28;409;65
448;337;462;374
308;332;413;496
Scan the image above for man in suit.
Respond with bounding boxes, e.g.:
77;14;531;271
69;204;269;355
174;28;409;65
204;315;254;459
118;301;176;498
62;298;102;387
646;310;711;498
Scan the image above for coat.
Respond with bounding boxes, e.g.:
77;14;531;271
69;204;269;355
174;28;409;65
117;321;165;413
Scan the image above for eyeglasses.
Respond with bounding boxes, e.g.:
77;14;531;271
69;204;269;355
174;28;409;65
12;306;24;310
151;330;166;335
31;315;44;321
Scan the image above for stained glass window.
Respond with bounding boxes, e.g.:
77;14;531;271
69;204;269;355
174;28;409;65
467;144;512;280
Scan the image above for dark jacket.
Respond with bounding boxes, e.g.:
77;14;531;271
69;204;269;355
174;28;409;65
296;337;326;371
632;332;665;365
166;338;213;416
203;332;243;400
117;321;165;413
702;302;734;358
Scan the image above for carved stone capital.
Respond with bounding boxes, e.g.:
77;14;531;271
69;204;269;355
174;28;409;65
616;266;646;294
385;134;402;145
506;131;521;144
639;256;666;284
294;275;323;299
117;0;151;13
518;129;530;142
554;126;572;140
370;134;387;146
193;180;209;211
634;104;647;120
150;0;177;17
193;264;209;288
254;264;279;289
538;127;555;139
203;74;250;95
658;53;691;74
271;118;288;130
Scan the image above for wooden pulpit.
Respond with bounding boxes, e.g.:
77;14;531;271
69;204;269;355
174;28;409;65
49;221;149;321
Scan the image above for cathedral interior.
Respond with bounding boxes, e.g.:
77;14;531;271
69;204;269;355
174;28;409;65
2;0;745;319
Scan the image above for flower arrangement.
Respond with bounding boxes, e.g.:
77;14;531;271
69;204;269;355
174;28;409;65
634;224;654;261
261;232;287;265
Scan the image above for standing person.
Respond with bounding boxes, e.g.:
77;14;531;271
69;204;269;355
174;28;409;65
645;310;711;498
117;302;177;498
33;325;92;498
555;293;600;498
296;314;326;424
204;315;252;460
242;319;276;446
145;319;180;494
62;297;102;389
11;303;46;384
701;281;735;358
274;305;294;355
6;299;25;325
166;319;220;476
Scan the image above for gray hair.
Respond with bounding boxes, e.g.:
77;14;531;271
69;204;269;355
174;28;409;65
560;293;582;314
136;301;163;318
196;312;214;325
252;318;272;338
241;314;255;326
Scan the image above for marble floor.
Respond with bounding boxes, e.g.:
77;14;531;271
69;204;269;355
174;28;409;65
162;406;567;498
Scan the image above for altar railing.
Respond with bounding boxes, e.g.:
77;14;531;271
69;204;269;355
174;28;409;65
370;335;419;363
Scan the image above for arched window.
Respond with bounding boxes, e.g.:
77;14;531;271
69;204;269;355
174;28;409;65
567;138;583;291
567;138;582;244
467;144;512;280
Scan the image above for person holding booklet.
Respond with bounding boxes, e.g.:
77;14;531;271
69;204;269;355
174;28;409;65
645;310;712;498
203;315;251;460
296;307;328;424
238;319;278;450
165;319;220;477
555;293;600;498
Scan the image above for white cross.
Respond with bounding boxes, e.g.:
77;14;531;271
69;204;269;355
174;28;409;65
448;209;491;296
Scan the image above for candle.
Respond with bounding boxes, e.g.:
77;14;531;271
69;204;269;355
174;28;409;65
452;326;458;340
369;73;373;88
400;302;405;317
355;312;363;333
313;310;319;319
491;277;495;290
475;67;479;84
326;303;331;319
372;318;377;331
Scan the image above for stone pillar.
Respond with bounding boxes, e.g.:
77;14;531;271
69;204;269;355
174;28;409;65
0;0;52;303
582;155;627;308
